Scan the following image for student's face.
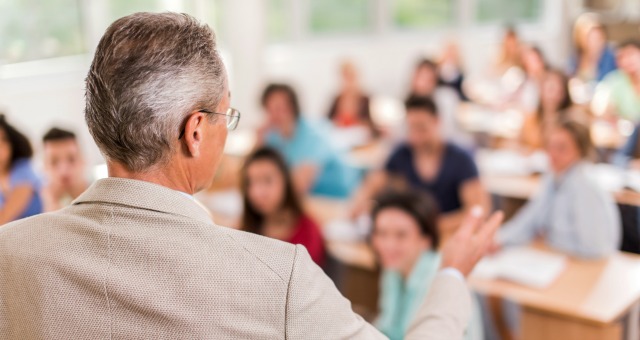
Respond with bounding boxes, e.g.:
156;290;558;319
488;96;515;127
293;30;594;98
372;207;431;271
0;129;11;171
406;110;440;148
264;91;295;128
585;28;606;54
522;48;545;74
246;159;286;216
43;139;85;188
504;33;519;56
546;128;582;174
617;46;640;75
541;72;566;108
341;62;358;87
411;66;438;96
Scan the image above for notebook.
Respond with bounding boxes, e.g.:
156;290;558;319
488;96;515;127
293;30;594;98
472;247;567;289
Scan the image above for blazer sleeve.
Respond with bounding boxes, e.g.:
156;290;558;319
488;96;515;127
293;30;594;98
285;245;386;339
285;245;472;339
405;273;472;340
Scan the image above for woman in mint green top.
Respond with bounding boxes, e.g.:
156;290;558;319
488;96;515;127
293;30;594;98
599;40;640;122
371;190;483;340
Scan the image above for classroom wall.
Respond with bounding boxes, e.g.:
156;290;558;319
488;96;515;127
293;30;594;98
0;0;569;167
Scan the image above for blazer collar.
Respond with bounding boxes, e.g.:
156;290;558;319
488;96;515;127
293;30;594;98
73;178;213;225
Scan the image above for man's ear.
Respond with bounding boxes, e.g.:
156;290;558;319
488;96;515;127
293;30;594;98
182;112;206;157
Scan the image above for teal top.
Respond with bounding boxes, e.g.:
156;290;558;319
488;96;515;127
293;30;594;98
600;70;640;122
377;251;483;340
265;118;360;198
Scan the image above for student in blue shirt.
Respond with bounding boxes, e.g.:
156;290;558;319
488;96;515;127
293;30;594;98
371;189;483;340
497;119;620;258
569;23;617;82
0;115;43;224
351;96;489;232
258;83;360;198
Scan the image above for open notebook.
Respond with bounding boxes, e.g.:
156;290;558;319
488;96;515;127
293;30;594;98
472;247;567;289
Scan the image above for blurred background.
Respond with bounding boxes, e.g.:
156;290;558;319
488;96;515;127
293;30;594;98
4;2;640;339
1;0;639;167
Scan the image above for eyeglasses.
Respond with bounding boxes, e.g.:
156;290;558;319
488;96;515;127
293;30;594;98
178;107;241;139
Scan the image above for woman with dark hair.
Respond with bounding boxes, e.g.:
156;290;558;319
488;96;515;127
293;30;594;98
520;69;574;151
241;147;326;266
327;60;377;137
371;189;483;340
409;58;473;147
0;115;43;224
258;83;360;198
507;45;547;113
409;58;440;97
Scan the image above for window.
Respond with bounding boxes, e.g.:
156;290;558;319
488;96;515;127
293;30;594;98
268;0;292;41
476;0;542;23
107;0;221;35
309;0;373;34
0;0;85;63
393;0;455;29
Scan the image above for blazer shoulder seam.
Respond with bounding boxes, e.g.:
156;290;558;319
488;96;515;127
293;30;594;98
223;232;294;283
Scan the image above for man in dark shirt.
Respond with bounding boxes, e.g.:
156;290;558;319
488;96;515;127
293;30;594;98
352;96;489;233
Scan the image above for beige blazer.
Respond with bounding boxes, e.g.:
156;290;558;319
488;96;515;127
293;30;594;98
0;178;470;339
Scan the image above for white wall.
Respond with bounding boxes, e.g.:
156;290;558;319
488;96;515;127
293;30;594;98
0;56;98;167
0;0;571;167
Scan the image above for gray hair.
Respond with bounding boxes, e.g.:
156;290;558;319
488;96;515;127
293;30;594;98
85;12;226;172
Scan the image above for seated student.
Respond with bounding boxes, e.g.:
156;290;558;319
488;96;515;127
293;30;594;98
352;96;489;233
372;189;484;340
614;123;640;169
240;147;326;267
258;83;360;198
599;39;640;122
41;128;89;212
569;18;617;83
494;26;523;77
409;58;472;148
507;45;547;113
327;60;377;136
520;69;573;151
437;41;468;101
0;115;42;224
498;119;621;258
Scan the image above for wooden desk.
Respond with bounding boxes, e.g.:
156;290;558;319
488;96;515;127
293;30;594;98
347;142;391;170
469;246;640;340
304;197;376;270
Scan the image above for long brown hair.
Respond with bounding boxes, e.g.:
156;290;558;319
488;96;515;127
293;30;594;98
240;147;304;234
0;114;33;169
537;69;573;122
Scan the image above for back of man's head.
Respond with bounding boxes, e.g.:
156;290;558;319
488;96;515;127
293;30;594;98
85;12;226;172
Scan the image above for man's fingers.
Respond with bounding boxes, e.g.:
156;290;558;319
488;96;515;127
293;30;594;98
476;211;504;247
456;205;484;239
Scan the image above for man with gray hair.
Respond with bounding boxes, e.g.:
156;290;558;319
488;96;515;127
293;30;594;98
0;12;502;339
